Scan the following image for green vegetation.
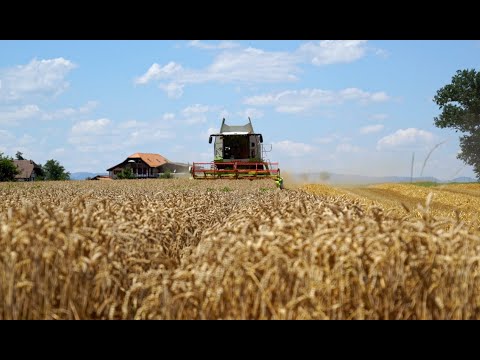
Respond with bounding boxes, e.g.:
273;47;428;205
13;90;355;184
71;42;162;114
0;152;19;182
412;181;438;188
159;169;173;179
40;159;70;181
116;167;135;179
434;69;480;180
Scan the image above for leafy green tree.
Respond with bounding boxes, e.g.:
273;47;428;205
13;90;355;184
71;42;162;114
35;165;46;181
433;69;480;180
0;153;19;182
159;169;173;179
43;159;70;181
116;167;135;179
15;151;25;160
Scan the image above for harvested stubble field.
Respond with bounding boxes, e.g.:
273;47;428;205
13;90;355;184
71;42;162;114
1;179;480;319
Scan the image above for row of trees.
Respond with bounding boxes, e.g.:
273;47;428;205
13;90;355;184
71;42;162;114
0;152;70;182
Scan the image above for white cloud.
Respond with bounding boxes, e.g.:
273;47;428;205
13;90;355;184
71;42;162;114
40;101;99;120
0;105;41;125
118;120;147;129
181;104;210;124
135;41;380;98
163;113;175;120
71;118;112;135
159;82;184;99
182;104;209;117
298;40;367;65
188;40;240;50
336;143;362;153
370;113;389;120
244;88;390;113
360;124;384;134
272;140;316;157
377;128;434;150
0;101;98;124
0;58;76;101
134;62;183;85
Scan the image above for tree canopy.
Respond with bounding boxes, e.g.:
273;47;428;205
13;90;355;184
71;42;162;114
0;152;19;182
42;159;70;181
433;69;480;180
116;167;135;179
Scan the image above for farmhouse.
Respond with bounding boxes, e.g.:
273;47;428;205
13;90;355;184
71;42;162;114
13;160;43;181
107;153;189;179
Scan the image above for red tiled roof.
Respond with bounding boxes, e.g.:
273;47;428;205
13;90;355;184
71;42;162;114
128;153;169;168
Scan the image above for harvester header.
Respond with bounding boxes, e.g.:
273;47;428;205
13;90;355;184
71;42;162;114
191;117;280;181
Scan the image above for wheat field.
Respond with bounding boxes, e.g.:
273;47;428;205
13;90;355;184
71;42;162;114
1;179;480;319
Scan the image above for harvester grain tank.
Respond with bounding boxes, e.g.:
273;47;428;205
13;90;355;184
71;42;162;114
191;117;281;183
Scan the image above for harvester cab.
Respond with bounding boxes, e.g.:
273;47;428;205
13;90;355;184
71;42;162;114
191;117;281;184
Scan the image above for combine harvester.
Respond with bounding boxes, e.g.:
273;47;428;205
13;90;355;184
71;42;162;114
191;118;283;188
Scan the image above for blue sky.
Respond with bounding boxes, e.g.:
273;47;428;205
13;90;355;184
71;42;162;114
0;40;479;179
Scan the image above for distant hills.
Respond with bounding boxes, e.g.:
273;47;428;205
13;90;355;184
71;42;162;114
70;171;477;184
70;172;108;180
291;172;477;185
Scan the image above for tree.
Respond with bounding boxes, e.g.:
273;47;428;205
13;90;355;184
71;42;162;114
0;152;19;182
159;169;173;179
433;69;480;180
116;167;135;179
43;159;70;181
15;151;25;160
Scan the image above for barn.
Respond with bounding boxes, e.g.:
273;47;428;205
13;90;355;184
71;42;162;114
106;153;189;179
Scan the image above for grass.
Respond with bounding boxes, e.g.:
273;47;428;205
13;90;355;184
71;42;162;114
412;181;439;187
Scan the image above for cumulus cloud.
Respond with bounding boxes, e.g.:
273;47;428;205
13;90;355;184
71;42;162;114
159;82;184;99
134;62;183;85
135;41;376;98
244;88;390;113
0;57;76;101
377;128;434;150
71;118;112;135
0;101;98;125
0;105;41;125
163;113;175;120
360;124;384;134
298;40;368;65
181;104;210;124
40;101;99;121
